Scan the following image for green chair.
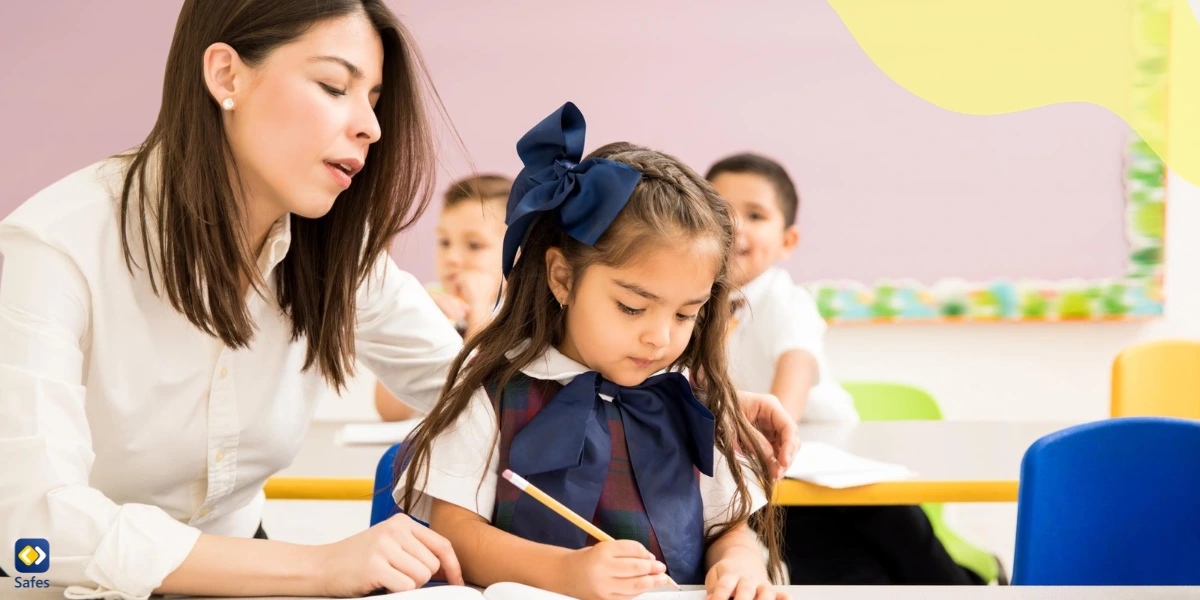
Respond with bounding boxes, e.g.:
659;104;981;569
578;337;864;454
841;382;1006;585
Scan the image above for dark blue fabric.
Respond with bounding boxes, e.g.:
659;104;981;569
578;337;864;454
507;371;716;583
501;102;642;277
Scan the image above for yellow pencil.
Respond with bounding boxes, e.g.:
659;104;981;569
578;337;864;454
501;469;681;591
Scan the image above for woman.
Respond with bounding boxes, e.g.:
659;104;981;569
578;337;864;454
0;2;797;598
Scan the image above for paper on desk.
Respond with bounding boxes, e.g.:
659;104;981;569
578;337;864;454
784;441;915;489
482;583;704;600
336;419;422;446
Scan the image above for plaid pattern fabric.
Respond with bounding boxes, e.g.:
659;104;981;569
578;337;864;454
489;372;665;563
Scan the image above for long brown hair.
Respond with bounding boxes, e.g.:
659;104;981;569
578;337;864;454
119;0;438;390
397;142;784;581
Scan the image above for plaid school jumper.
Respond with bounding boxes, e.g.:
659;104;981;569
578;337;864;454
489;372;669;564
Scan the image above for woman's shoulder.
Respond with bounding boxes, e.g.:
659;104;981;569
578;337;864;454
1;157;127;245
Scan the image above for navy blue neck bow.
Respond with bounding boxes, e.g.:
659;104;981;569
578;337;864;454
507;371;716;583
501;102;643;277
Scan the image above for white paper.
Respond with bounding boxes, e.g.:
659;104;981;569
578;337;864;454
481;582;703;600
346;586;484;599
784;441;915;489
336;419;423;446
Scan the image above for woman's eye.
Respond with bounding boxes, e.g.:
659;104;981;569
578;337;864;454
320;83;346;97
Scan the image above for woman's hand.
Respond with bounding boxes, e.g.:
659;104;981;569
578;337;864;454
735;390;799;480
313;514;464;597
561;540;670;600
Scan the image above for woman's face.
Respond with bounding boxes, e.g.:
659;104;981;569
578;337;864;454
222;13;384;224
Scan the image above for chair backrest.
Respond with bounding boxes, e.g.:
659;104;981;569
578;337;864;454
843;382;944;421
371;442;406;526
1013;417;1200;585
1111;340;1200;419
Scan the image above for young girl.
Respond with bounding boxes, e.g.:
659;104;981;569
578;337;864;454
375;175;511;421
395;103;785;600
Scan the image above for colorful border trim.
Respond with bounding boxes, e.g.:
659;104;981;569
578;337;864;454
806;0;1169;324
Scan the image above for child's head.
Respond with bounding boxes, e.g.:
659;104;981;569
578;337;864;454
705;153;800;287
434;174;511;292
528;142;732;386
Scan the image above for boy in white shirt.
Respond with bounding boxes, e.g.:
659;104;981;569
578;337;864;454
707;154;985;585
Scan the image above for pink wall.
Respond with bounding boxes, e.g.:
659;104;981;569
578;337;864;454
1;1;1130;287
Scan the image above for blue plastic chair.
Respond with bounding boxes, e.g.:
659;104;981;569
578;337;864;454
1013;417;1200;585
370;442;407;526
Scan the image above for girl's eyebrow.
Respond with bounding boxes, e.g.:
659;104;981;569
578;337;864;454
614;279;709;306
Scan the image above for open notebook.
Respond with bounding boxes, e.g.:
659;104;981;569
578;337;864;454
784;441;915;488
339;583;705;599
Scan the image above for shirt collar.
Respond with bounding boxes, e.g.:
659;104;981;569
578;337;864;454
508;343;674;395
257;216;292;277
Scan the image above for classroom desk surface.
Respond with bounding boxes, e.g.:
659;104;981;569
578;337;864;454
16;586;1198;599
264;420;1080;505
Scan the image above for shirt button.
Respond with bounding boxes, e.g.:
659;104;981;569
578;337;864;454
215;450;226;463
219;367;228;379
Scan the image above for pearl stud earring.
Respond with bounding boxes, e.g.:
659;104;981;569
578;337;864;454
221;98;235;110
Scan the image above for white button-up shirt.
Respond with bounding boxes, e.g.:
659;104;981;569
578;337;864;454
0;159;462;598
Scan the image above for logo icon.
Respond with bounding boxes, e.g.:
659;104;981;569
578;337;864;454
14;539;49;574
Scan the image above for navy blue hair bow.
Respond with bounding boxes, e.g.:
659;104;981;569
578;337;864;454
501;102;643;277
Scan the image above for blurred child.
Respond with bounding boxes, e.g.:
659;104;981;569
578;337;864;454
374;175;511;421
708;153;986;585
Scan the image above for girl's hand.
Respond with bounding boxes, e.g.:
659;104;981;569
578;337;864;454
705;552;785;600
561;540;670;600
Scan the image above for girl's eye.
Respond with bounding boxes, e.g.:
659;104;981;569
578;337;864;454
676;313;699;322
468;242;485;251
617;302;644;316
320;83;346;97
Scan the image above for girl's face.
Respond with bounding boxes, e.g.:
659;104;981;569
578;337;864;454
434;198;507;291
219;14;384;226
548;238;722;387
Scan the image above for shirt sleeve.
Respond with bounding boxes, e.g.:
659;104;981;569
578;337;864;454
769;285;828;381
394;387;500;523
355;253;464;414
0;229;201;599
699;448;770;532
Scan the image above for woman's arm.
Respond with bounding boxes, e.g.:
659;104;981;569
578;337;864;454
160;514;463;597
356;256;463;415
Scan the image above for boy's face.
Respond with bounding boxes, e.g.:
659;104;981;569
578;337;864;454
434;198;507;291
710;172;799;287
